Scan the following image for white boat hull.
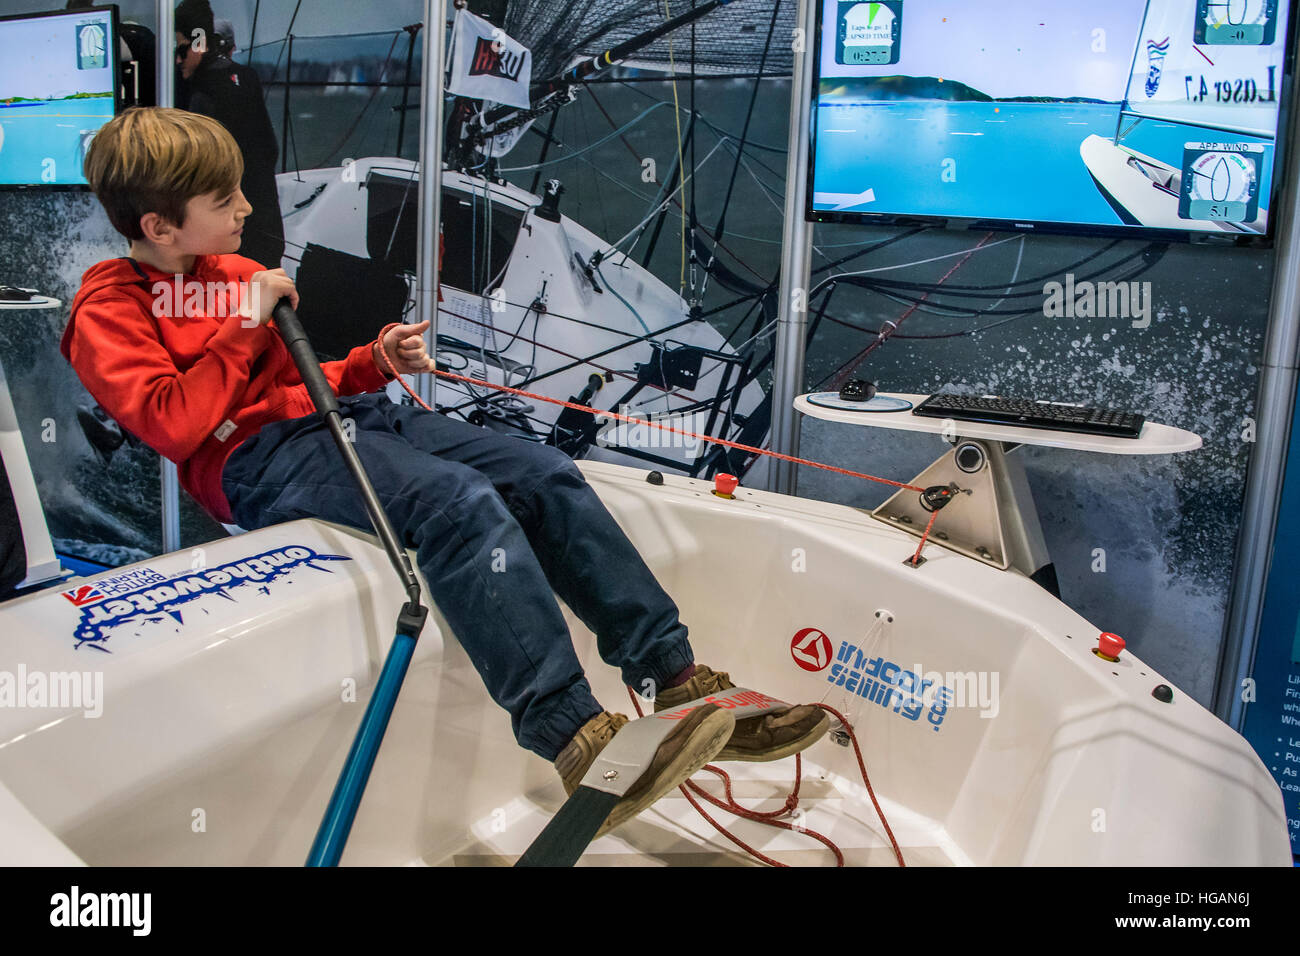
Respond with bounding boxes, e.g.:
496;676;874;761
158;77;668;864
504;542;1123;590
0;462;1288;865
277;160;772;485
1080;134;1265;234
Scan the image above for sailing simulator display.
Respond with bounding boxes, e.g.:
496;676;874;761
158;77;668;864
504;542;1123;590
0;6;121;188
809;0;1294;238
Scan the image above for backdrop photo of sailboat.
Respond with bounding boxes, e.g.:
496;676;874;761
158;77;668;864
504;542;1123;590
1080;0;1287;234
276;0;790;484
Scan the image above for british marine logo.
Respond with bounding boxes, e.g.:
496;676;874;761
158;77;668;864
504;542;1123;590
67;547;352;651
61;584;106;607
63;566;165;607
470;37;525;82
789;627;833;672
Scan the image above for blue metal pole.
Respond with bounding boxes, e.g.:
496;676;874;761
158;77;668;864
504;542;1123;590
272;295;430;867
306;631;420;867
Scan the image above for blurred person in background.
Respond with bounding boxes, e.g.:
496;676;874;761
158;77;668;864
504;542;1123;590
174;0;285;268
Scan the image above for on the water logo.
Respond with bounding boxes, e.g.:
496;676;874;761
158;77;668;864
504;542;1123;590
69;547;352;651
790;627;833;672
470;36;524;82
50;886;150;936
1145;36;1170;97
76;22;108;70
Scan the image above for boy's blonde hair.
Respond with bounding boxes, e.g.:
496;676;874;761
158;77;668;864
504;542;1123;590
83;107;245;241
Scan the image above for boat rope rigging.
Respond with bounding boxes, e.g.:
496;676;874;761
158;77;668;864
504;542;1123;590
372;321;938;499
828;233;1000;389
627;690;906;868
696;0;784;306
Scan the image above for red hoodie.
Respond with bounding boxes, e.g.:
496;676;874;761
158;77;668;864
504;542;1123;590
60;253;393;523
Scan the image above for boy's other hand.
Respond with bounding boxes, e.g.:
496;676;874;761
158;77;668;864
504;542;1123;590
375;320;436;376
240;268;298;327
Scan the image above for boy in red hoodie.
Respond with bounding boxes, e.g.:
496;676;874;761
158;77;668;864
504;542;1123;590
62;107;827;836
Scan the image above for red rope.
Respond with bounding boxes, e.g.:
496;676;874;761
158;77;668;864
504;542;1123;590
628;690;905;868
910;505;942;567
373;323;928;495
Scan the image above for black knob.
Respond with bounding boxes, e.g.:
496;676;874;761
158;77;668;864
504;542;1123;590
646;471;664;485
1152;684;1173;703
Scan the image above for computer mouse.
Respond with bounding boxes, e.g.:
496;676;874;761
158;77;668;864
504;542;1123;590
838;379;877;403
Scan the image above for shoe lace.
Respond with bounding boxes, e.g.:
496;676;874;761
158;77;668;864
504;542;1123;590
597;711;629;744
697;666;734;694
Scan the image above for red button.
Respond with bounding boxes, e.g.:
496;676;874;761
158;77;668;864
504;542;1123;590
714;473;739;497
1097;632;1125;660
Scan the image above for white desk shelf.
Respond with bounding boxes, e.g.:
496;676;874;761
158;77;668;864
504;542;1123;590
795;392;1203;592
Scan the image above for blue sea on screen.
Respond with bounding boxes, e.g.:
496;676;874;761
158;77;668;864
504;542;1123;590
0;98;113;186
813;100;1275;226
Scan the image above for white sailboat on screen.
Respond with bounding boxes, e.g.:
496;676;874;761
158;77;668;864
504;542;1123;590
1080;0;1288;234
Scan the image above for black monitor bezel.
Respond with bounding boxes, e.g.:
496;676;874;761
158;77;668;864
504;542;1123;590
0;3;122;191
804;0;1300;246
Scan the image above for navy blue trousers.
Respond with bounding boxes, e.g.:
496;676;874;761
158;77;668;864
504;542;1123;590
221;393;694;760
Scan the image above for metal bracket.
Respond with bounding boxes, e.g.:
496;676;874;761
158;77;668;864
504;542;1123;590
871;438;1052;579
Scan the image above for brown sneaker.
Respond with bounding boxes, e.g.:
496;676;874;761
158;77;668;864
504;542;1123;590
654;664;830;762
553;704;735;838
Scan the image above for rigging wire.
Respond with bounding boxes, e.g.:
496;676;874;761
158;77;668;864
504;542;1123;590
698;0;784;303
664;0;689;295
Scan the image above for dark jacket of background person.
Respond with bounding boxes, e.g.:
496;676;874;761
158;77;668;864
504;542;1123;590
178;56;286;269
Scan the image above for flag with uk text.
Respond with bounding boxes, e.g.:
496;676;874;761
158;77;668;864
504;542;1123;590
447;8;532;110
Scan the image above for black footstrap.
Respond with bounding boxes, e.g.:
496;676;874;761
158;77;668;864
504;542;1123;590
515;787;620;868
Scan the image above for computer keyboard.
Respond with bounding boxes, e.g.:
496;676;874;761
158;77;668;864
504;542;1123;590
912;393;1145;439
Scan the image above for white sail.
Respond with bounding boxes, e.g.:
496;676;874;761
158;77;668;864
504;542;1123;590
1122;0;1287;137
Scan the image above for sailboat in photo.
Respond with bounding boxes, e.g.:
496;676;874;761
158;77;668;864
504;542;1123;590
274;0;788;484
1080;0;1287;234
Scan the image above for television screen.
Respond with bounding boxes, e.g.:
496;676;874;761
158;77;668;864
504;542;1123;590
0;5;120;188
808;0;1295;239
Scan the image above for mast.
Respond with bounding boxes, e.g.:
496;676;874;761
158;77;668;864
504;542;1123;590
156;0;179;553
1114;0;1154;142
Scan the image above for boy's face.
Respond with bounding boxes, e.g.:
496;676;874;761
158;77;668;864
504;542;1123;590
152;187;252;256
